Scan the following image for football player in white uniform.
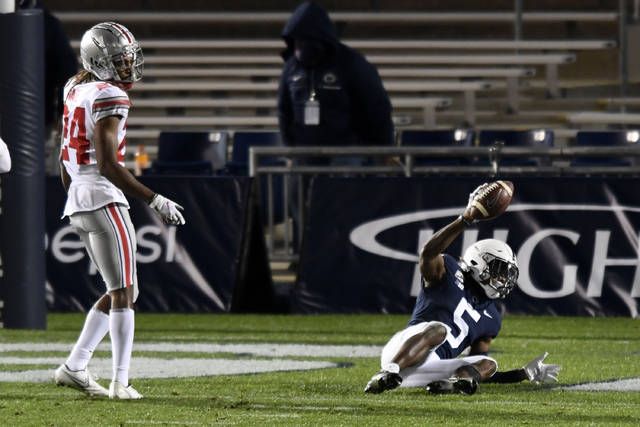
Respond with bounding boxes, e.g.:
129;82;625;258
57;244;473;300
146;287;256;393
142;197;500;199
54;22;185;400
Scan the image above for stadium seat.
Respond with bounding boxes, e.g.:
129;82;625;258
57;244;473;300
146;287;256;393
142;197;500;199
150;131;228;175
477;129;554;166
226;131;283;176
400;129;475;165
570;130;639;167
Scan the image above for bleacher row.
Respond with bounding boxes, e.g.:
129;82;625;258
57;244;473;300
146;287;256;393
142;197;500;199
51;5;640;164
148;129;640;177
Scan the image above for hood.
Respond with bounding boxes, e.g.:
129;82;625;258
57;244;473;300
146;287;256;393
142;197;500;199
281;1;339;59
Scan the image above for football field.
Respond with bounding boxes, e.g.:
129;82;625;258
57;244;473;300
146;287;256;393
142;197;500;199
0;314;639;425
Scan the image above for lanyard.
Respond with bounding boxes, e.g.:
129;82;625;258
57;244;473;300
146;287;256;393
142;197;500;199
309;69;316;101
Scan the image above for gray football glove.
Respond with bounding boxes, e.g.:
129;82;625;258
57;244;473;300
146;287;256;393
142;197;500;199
523;352;561;384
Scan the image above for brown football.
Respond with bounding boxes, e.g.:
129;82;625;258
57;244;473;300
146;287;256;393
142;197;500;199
469;180;514;220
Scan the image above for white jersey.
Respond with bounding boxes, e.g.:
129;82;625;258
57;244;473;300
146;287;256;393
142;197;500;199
60;78;131;217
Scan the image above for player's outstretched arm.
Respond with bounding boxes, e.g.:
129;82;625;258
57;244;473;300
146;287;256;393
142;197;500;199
420;183;495;283
484;352;561;384
419;217;466;283
95;116;185;225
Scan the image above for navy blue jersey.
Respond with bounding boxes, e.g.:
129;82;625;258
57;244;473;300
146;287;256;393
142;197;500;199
408;254;502;359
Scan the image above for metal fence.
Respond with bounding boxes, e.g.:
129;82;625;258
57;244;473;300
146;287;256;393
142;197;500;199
250;145;640;261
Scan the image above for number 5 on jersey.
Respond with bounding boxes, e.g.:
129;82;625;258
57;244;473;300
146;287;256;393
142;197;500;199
446;297;481;349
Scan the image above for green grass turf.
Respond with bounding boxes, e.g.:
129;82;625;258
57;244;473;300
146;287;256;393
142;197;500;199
1;314;639;426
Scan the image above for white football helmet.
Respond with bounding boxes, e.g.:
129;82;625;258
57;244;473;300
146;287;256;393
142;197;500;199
80;22;143;83
461;239;519;299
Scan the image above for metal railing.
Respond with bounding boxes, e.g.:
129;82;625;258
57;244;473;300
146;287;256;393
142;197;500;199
249;145;640;261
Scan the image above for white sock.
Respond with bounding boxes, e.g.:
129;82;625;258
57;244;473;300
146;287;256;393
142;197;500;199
65;308;110;371
109;308;135;385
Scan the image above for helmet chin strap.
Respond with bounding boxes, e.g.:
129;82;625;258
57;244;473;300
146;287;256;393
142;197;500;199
482;285;502;299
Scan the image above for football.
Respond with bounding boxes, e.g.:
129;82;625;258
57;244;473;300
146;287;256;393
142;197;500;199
469;180;514;221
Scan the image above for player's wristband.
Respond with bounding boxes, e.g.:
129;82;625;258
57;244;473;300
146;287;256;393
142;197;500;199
459;214;474;227
484;368;528;383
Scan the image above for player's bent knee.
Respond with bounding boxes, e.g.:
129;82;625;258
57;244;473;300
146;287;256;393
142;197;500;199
422;322;447;346
474;359;498;379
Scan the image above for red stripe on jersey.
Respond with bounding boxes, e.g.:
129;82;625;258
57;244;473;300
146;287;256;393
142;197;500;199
93;99;131;109
108;204;132;287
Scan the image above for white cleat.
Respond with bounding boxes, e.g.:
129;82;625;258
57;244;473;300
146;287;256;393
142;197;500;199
54;364;109;397
109;381;143;400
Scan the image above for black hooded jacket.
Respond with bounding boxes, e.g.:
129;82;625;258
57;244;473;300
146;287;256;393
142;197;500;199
277;1;393;147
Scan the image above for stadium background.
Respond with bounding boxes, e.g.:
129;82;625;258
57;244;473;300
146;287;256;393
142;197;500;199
0;2;639;425
0;1;638;312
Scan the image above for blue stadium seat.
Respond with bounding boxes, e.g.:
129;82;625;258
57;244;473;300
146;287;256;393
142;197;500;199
150;131;228;175
478;129;554;166
570;130;638;167
400;129;475;165
226;131;283;176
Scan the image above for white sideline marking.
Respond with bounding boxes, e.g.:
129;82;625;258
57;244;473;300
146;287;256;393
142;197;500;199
0;341;381;383
0;356;337;383
0;342;382;358
563;378;640;391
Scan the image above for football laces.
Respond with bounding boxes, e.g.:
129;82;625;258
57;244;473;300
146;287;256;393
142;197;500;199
475;182;499;201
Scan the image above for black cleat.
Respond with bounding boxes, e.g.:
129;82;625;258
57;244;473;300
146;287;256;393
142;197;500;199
364;370;403;394
425;377;478;395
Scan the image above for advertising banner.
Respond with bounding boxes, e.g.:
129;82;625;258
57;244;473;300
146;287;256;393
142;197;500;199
295;177;640;316
45;176;273;312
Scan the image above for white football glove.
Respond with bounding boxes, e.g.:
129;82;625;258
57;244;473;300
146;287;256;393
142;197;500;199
148;194;185;225
461;182;489;224
523;352;561;384
466;182;490;209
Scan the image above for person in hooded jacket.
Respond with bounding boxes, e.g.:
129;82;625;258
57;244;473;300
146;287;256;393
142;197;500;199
277;1;394;154
277;2;395;249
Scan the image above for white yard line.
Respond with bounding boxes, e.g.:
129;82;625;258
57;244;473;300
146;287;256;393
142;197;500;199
0;341;378;383
6;341;637;391
0;342;382;358
0;356;337;383
563;378;640;392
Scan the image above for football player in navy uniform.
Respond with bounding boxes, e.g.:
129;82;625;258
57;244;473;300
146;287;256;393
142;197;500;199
365;184;560;395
